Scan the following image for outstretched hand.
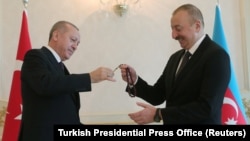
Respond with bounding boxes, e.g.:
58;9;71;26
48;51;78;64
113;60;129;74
128;102;157;125
89;67;116;83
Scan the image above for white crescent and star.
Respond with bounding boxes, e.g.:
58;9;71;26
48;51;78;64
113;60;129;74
223;97;238;124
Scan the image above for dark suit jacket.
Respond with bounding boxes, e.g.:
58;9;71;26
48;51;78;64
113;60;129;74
19;47;91;141
133;35;231;124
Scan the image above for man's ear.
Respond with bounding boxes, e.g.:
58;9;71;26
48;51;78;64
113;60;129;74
52;31;59;41
195;20;201;32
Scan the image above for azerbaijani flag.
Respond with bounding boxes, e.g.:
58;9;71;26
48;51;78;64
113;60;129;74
212;4;248;124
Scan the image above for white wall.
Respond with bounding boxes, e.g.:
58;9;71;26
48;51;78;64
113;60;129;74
0;0;249;124
0;0;3;100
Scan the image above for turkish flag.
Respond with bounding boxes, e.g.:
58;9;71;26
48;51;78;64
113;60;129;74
2;10;31;141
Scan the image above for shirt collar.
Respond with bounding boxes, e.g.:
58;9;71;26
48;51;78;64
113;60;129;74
188;34;206;55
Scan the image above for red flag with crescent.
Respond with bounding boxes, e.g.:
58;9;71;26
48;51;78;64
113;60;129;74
2;10;31;141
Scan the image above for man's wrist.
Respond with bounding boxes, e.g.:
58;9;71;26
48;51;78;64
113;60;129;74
128;75;138;86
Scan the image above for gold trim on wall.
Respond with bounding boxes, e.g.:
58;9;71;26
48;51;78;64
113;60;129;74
243;98;250;120
0;106;6;127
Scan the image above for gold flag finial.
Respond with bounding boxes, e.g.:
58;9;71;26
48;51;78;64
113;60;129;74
23;0;29;9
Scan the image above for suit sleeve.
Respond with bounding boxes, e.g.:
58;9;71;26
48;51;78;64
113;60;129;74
21;49;91;97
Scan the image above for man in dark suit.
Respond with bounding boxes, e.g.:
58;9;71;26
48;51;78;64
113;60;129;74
18;21;116;141
119;4;231;124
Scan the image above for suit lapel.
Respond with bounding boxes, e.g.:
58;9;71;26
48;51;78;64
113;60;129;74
173;49;186;82
41;47;63;73
41;47;80;109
